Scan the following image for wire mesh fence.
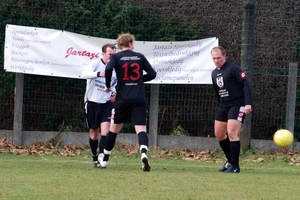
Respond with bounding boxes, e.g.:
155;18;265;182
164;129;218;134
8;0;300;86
0;0;299;140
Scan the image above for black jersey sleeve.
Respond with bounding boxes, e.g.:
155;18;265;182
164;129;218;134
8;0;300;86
233;66;253;105
243;79;253;105
211;70;221;104
105;54;115;88
141;54;157;82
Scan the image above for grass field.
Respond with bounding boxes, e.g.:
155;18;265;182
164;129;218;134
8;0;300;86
1;144;300;200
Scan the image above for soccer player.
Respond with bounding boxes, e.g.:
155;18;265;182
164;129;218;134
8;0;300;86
81;43;117;168
211;46;252;173
100;33;157;172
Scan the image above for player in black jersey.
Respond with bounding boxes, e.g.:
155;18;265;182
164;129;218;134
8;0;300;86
211;46;252;173
101;33;157;171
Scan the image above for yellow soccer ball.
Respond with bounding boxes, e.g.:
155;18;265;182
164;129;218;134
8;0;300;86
273;129;294;147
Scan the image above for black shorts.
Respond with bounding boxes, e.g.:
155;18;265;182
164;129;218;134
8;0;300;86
85;101;113;130
215;104;245;123
113;99;147;125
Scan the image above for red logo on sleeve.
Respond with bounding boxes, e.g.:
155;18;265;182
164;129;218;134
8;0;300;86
239;72;247;79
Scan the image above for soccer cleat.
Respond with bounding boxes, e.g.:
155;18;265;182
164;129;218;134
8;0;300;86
224;165;240;173
92;155;100;168
98;153;107;169
141;153;151;172
218;162;232;172
93;161;100;168
98;153;104;162
99;160;108;168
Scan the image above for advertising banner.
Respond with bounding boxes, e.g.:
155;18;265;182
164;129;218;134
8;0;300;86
4;24;218;84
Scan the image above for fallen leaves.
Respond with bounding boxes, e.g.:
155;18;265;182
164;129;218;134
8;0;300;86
253;157;265;162
0;137;86;156
1;137;300;165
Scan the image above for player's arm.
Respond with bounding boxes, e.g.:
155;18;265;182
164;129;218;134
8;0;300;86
211;72;221;104
81;61;101;79
110;73;118;93
142;56;157;82
214;88;221;104
234;66;253;112
243;77;253;114
244;105;252;114
104;69;112;92
243;79;253;105
110;92;116;103
105;55;116;92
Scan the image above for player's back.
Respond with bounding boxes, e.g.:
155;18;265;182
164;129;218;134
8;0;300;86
112;50;149;101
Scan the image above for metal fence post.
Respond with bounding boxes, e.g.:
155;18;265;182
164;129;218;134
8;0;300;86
13;73;24;145
149;84;159;148
286;63;298;150
240;0;255;149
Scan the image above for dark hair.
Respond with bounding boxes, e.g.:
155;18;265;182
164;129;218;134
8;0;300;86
102;43;116;53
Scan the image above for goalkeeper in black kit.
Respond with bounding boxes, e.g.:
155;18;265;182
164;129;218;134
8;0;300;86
100;33;157;172
211;46;252;173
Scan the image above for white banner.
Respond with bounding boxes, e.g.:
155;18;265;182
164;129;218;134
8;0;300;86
4;24;218;84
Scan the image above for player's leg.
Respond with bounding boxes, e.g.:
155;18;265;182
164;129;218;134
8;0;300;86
135;125;148;154
89;128;100;167
132;100;151;172
135;125;151;172
101;103;127;168
100;123;123;168
98;103;113;163
224;106;245;173
98;121;109;163
214;105;232;172
224;119;242;173
85;102;101;168
215;120;232;171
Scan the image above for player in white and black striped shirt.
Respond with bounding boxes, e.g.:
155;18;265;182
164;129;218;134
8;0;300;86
81;44;117;168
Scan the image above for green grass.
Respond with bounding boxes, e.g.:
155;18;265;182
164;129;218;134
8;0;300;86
0;149;300;200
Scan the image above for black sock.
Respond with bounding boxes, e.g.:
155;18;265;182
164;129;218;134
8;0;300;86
99;135;106;154
138;131;148;154
219;137;231;163
103;131;117;161
89;138;98;161
230;141;240;166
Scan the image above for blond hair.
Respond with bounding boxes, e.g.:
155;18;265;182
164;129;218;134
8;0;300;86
116;33;135;49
